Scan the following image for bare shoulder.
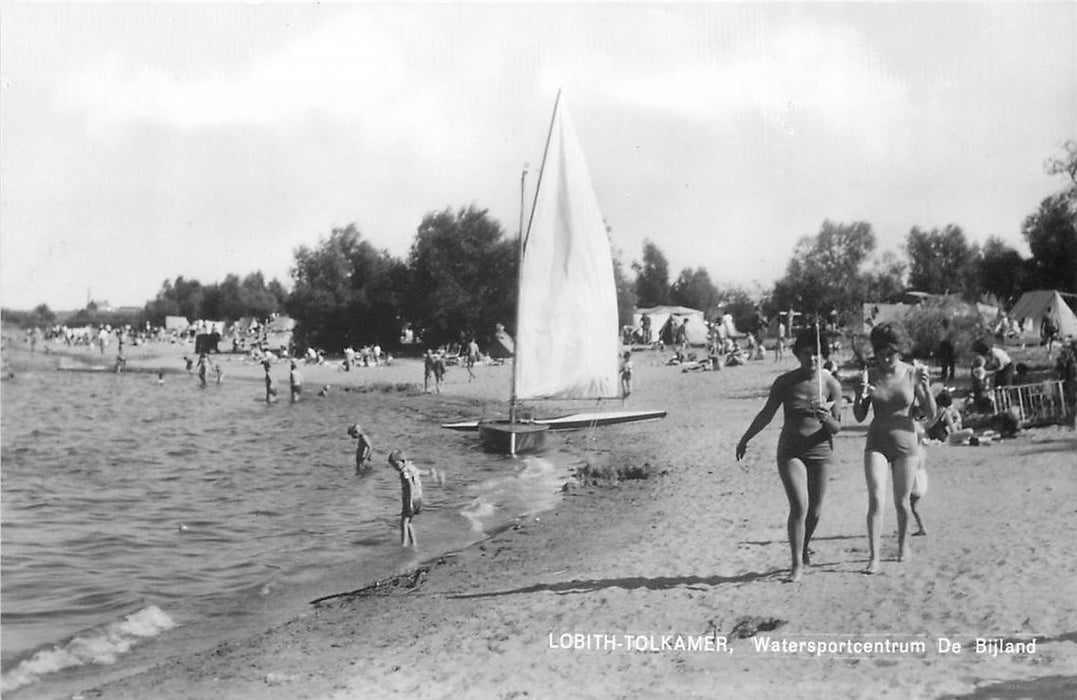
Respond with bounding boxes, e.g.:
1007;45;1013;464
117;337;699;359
771;370;799;392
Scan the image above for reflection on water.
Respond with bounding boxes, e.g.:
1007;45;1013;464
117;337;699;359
1;365;573;696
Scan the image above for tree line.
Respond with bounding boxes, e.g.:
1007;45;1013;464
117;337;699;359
7;143;1074;354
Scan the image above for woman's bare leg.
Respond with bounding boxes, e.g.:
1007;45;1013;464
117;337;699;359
804;459;831;565
864;452;889;573
892;455;918;561
778;458;809;582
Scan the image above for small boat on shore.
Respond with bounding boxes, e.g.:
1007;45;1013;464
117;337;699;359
443;409;668;434
449;92;664;455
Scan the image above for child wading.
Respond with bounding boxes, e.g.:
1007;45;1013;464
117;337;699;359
387;449;443;547
348;422;373;473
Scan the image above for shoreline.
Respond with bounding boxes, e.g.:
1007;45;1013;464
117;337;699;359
5;340;1077;698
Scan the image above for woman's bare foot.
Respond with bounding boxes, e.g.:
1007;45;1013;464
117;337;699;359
912;529;926;537
898;545;913;562
863;559;880;575
785;565;804;583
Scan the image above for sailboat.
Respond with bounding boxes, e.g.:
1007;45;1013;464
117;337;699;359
442;93;665;454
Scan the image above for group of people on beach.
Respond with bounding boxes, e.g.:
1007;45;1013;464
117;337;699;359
737;322;935;581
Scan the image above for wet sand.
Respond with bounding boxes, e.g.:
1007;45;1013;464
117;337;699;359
14;340;1077;699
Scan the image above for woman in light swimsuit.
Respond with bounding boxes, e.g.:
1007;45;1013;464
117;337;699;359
737;327;843;582
854;323;936;574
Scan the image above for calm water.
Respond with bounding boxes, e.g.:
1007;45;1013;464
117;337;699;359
1;362;572;698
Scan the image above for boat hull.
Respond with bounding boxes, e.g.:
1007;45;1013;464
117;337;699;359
444;410;667;433
477;421;549;455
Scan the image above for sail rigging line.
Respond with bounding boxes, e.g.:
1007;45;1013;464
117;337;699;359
510;89;562;426
521;89;563;253
815;314;823;405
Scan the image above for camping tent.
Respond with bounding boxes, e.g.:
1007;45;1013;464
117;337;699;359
633;306;709;346
265;315;296;351
488;326;515;359
1008;290;1077;338
164;316;189;331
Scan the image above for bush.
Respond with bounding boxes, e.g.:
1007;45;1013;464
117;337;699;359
901;297;990;362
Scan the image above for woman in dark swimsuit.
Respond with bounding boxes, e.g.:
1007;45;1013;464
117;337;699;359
737;327;843;582
853;323;936;574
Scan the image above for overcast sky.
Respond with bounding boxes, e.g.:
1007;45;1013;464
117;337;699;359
2;3;1074;312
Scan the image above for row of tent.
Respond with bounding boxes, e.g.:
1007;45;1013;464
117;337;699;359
630;306;749;346
863;289;1077;338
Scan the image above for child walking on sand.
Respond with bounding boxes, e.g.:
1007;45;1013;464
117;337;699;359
910;421;929;536
387;449;444;547
620;351;633;398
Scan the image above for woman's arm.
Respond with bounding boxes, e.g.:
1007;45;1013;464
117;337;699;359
914;367;937;421
736;377;785;459
852;370;873;423
819;374;843;434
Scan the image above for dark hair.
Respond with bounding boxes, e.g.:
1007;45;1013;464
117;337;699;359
791;327;829;358
936;390;953;408
971;339;990;356
869;323;909;355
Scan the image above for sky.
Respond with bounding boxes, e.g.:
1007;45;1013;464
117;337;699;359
1;3;1075;312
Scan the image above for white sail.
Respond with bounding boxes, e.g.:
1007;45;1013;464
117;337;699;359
514;98;620;400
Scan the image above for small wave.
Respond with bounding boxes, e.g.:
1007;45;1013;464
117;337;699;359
518;456;555;478
0;605;176;693
460;498;497;534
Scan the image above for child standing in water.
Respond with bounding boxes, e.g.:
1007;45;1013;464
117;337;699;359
289;361;303;403
348;422;373;473
387;449;443;547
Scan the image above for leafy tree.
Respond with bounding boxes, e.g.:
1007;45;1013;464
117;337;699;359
771;220;876;324
288;224;404;351
905;225;981;300
1;304;57;328
240;272;284;320
1044;139;1077;195
861;251;908;303
1022;194;1077;293
143;272;286;325
266;278;289;310
1019;141;1077;293
978;237;1027;306
404;205;517;347
670;267;720;313
611;247;638;328
144;279;183;324
717;285;760;335
32;303;57;326
170;277;205;321
632;240;670;308
198;279;226;322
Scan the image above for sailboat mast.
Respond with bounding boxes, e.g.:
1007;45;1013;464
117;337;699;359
509;163;528;428
510;89;562;427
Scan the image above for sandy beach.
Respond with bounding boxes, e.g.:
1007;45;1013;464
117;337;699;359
9;340;1077;699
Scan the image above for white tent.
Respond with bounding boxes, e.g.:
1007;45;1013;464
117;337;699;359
1008;290;1077;338
164;315;189;331
634;306;709;346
